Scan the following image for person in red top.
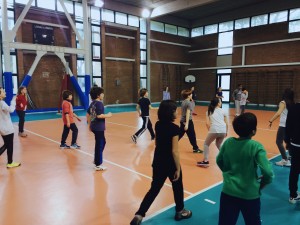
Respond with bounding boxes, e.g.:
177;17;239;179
16;86;28;137
60;90;81;149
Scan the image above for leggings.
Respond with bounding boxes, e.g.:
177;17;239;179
276;126;289;160
0;133;14;164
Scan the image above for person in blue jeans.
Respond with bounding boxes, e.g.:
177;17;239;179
217;113;274;225
87;86;112;171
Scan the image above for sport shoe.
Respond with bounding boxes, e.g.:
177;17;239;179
18;132;27;137
174;208;192;221
289;194;300;204
70;143;81;149
275;159;291;167
131;135;137;144
197;160;209;168
60;143;70;149
95;165;107;171
193;148;203;153
130;214;143;225
7;161;21;168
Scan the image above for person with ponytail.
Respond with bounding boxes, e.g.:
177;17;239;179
197;97;228;167
16;86;28;137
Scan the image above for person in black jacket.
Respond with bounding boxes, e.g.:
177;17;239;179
285;101;300;204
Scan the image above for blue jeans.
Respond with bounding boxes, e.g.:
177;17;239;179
92;130;106;166
218;192;261;225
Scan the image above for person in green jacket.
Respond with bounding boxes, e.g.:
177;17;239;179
217;112;274;225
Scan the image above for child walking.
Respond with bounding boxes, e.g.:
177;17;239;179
217;113;274;225
179;89;202;153
87;86;112;171
197;97;228;167
16;86;28;137
131;88;155;144
0;87;21;168
130;100;192;225
60;90;81;149
240;88;248;114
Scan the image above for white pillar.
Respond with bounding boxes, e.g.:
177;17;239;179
2;0;11;73
82;0;91;78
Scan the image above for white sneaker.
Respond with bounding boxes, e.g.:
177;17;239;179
95;165;107;171
275;159;291;167
289;193;300;204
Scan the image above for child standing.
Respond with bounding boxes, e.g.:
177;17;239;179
16;86;28;137
217;113;274;225
60;90;81;149
232;84;243;116
240;88;248;114
130;100;192;225
87;86;112;171
179;89;202;153
197;97;228;167
131;88;155;144
216;87;224;102
0;87;21;168
162;86;170;100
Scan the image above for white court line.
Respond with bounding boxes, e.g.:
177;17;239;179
205;199;216;204
19;126;193;196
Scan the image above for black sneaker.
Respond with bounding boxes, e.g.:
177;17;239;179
175;208;192;221
60;143;70;149
193;148;203;153
197;160;210;168
130;215;143;225
131;135;137;144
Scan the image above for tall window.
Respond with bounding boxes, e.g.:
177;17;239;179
218;31;233;55
217;69;231;102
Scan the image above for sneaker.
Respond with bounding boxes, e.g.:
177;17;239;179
193;148;203;153
289;194;300;204
70;143;81;149
95;165;107;171
192;112;197;116
130;214;143;225
18;132;27;137
60;143;70;149
275;159;291;167
174;208;192;221
197;160;209;168
7;161;21;168
131;135;137;144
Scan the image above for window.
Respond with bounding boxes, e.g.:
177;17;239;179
140;51;146;64
116;12;127;25
92;26;101;43
77;77;85;92
218;31;233;55
92;45;101;59
75;3;83;21
91;7;101;24
15;0;34;4
219;21;233;32
76;22;84;42
140;34;146;50
77;60;85;75
191;27;203;37
178;27;189;37
235;18;250;30
140;79;147;88
102;9;114;22
289;20;300;33
57;0;73;14
217;69;231;102
165;24;177;35
140;65;147;77
140;19;147;33
251;14;268;27
93;77;102;87
128;15;139;27
92;61;101;77
204;24;218;34
150;21;164;32
37;0;55;10
289;8;300;20
269;10;288;24
12;76;18;94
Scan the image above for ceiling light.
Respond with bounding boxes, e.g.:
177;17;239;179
94;0;104;7
142;9;150;18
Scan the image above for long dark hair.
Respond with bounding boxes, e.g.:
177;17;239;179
208;97;220;116
282;88;294;110
158;100;177;122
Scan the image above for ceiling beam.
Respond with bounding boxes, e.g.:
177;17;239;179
151;0;219;18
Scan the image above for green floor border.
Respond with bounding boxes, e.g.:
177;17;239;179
141;156;300;225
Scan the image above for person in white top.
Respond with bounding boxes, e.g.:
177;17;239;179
197;97;228;167
240;88;248;114
0;87;21;168
269;88;294;167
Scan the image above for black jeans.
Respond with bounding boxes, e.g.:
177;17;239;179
276;126;288;160
61;123;78;145
135;166;184;217
92;130;106;166
0;133;14;164
289;144;300;198
179;120;199;150
219;192;261;225
134;116;155;139
16;110;26;133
